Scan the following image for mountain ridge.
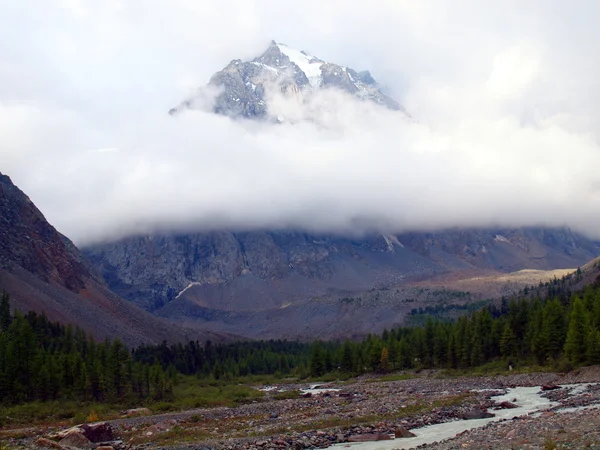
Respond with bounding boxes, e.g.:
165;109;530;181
169;40;405;120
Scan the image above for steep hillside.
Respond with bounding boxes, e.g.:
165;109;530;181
80;227;599;340
0;172;226;346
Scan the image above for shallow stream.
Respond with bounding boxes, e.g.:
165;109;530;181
331;385;561;450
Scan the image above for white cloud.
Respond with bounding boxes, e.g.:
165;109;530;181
1;0;600;244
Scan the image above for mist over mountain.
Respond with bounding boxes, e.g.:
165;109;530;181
2;1;600;244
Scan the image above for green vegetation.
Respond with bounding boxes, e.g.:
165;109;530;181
0;299;171;407
3;270;600;425
132;278;600;377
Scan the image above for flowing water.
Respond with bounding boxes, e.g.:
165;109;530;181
330;386;559;450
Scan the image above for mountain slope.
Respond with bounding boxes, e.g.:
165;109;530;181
0;172;226;346
169;40;404;120
84;228;599;314
84;41;600;339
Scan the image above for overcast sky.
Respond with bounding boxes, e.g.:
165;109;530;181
1;0;600;244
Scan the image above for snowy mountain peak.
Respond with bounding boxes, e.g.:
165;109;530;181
271;42;324;87
170;40;405;120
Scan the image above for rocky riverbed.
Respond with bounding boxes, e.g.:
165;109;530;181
7;367;600;450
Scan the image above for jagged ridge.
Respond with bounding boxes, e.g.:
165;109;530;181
170;40;404;120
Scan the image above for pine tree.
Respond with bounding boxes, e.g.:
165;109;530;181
565;296;589;364
380;347;389;372
586;328;600;364
340;341;354;373
0;291;11;332
309;342;326;377
500;323;516;358
542;298;566;360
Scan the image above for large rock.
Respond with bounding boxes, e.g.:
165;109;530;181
80;422;114;443
348;433;392;442
496;401;518;409
36;437;66;449
53;422;114;445
461;409;495;420
395;426;416;438
58;429;93;449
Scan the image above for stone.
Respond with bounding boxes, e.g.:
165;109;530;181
36;437;66;449
541;384;561;391
96;447;114;450
497;401;518;409
395;426;416;438
348;433;392;442
461;409;495;420
58;430;93;449
80;422;114;442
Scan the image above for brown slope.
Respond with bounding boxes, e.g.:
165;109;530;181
0;172;228;346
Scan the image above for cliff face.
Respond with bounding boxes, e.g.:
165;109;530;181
0;172;227;346
0;172;93;291
84;227;600;314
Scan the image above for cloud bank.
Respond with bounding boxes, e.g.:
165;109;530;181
1;0;600;244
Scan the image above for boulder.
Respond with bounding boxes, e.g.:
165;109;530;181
541;383;561;391
80;422;114;443
36;437;66;449
348;433;392;442
461;409;495;420
395;426;416;438
58;429;93;449
497;401;518;409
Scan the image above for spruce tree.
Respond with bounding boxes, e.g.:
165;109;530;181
565;296;589;364
0;291;11;331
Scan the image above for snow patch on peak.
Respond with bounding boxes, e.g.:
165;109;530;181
276;42;323;87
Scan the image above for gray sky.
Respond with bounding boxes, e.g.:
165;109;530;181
1;0;600;244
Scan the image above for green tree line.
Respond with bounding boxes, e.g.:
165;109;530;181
134;282;600;378
0;291;171;405
3;272;600;407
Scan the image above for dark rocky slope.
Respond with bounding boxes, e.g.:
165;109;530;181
82;228;600;340
0;172;227;346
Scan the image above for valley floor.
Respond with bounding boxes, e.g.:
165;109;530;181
5;367;600;449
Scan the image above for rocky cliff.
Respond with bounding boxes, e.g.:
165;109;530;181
169;41;404;120
84;227;600;315
0;171;227;346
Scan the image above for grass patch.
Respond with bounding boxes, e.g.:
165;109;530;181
126;425;212;447
0;376;265;427
439;359;555;378
0;401;121;427
272;390;301;400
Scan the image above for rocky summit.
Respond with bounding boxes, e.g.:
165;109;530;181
169;40;404;120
